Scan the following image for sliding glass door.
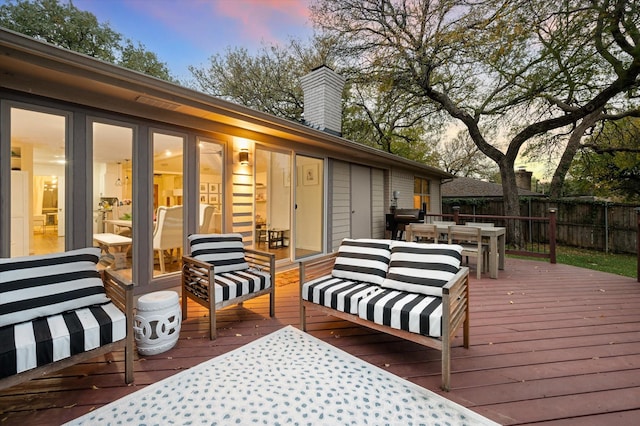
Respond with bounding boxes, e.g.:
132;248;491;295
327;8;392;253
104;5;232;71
10;106;67;257
254;148;291;261
295;155;324;259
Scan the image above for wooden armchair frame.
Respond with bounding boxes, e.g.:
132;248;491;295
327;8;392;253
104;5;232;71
0;269;134;391
181;249;276;339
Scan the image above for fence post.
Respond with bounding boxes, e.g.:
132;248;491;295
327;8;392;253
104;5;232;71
453;205;460;224
549;208;557;264
636;207;640;282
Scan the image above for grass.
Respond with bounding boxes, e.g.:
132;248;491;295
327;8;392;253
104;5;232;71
510;245;638;278
555;246;638;278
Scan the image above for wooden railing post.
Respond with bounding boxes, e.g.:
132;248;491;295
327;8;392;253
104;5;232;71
636;207;640;282
549;208;557;264
453;205;460;224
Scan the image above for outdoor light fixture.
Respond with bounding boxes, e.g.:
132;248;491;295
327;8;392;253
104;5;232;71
239;149;250;166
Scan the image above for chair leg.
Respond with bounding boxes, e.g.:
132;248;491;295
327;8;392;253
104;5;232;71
158;250;166;273
209;309;217;340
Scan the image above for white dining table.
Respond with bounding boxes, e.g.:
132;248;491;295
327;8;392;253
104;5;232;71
430;224;506;279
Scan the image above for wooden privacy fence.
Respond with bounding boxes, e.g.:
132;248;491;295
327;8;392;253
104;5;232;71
442;199;639;254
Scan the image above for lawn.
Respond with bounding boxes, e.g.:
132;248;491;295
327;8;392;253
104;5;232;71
555;246;638;278
511;245;638;278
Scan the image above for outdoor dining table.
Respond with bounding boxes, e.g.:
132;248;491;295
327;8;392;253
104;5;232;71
431;223;506;279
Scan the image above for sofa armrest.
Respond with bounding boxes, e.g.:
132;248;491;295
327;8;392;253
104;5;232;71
299;252;339;285
101;269;134;316
441;266;470;347
101;268;135;384
244;248;276;276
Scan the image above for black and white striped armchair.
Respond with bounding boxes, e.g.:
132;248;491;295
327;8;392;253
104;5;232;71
181;233;275;340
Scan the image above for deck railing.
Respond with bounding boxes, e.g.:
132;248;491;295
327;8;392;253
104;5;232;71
426;209;558;264
427;208;640;282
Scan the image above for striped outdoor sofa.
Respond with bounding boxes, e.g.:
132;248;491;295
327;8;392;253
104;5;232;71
182;233;275;340
0;247;134;390
299;238;470;391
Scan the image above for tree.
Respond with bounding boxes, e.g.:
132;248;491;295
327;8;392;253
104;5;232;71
439;130;499;180
311;0;640;245
566;117;640;201
0;0;173;80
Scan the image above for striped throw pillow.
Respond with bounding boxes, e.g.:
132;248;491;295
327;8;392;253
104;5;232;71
381;242;462;297
331;239;392;285
188;233;249;273
0;247;110;328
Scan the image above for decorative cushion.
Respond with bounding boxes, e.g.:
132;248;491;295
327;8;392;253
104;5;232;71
302;275;383;314
0;248;110;328
188;233;249;273
381;242;462;297
331;239;391;285
186;269;271;303
358;289;444;337
0;302;126;378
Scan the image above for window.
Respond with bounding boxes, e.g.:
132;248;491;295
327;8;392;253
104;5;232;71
413;177;430;211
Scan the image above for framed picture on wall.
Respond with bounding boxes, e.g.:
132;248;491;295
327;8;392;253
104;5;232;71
209;183;218;193
200;183;208;193
199;194;207;203
302;164;318;186
208;194;218;204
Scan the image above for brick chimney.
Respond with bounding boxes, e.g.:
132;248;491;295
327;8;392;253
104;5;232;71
515;168;533;191
300;65;346;136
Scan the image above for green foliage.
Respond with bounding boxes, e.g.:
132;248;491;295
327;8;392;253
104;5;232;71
567;117;640;202
311;0;640;219
0;0;173;80
189;44;306;120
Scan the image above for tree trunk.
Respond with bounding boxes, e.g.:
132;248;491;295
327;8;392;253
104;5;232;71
500;163;524;249
549;109;604;199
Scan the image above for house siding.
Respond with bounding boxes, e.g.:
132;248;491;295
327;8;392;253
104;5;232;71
372;168;385;238
330;160;350;251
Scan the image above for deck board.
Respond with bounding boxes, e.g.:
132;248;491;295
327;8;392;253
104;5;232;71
1;257;639;425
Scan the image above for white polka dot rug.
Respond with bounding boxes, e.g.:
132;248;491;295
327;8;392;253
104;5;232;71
65;326;499;425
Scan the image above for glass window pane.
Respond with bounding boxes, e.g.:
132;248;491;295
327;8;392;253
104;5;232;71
198;139;223;233
11;107;66;257
92;121;133;271
153;132;184;277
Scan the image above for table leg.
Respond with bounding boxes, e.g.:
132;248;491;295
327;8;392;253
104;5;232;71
489;235;499;279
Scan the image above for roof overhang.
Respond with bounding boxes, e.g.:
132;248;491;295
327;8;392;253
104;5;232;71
0;28;452;179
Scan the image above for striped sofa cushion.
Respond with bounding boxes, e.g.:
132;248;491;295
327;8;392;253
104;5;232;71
188;233;249;273
302;275;382;314
381;242;463;297
0;302;126;378
331;239;391;285
358;289;444;338
0;248;111;328
187;269;271;303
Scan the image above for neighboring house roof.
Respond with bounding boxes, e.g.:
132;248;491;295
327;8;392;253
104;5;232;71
442;176;545;198
0;28;453;180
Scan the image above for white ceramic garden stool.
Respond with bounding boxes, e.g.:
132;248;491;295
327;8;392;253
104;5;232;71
134;290;181;356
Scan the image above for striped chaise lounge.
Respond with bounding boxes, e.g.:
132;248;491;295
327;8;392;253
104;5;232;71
299;238;470;391
181;233;275;339
0;247;134;390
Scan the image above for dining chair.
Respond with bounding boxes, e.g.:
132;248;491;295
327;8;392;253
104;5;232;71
448;225;488;280
406;223;439;243
152;205;183;273
199;204;216;233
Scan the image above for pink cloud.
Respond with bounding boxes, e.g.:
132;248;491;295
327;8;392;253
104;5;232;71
212;0;311;44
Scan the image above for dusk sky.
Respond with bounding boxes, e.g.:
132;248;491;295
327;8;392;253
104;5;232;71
70;0;315;81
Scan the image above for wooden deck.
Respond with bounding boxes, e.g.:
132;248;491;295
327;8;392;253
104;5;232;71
1;258;640;425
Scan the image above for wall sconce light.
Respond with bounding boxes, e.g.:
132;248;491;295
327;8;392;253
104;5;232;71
239;149;250;166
